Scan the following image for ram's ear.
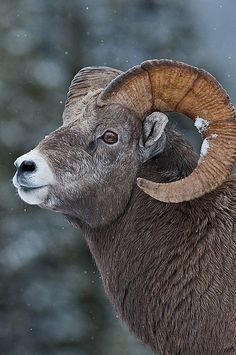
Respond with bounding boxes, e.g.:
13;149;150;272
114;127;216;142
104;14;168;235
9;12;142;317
139;112;168;163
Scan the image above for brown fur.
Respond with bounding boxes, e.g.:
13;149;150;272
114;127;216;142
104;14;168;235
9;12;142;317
65;128;236;354
26;98;236;354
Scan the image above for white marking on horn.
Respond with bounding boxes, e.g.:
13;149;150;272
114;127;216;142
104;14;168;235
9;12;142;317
194;117;209;134
199;134;218;163
200;138;210;158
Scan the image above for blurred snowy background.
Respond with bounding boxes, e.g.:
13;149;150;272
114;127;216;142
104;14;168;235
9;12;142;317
1;0;236;354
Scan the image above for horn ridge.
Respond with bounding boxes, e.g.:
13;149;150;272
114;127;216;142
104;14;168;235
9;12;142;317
66;66;123;107
97;64;153;118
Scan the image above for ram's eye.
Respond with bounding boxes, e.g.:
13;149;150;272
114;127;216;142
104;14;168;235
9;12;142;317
102;131;118;144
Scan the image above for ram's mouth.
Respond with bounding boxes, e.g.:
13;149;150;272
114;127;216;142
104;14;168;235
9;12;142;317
16;184;50;205
19;185;48;192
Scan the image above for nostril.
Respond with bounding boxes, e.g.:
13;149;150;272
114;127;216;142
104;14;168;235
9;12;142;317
18;160;37;174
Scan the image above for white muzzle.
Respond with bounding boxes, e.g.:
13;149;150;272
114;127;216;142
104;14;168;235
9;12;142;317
13;149;55;205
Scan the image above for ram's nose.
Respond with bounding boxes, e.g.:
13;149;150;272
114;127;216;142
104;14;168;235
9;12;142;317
15;159;36;180
14;154;38;186
13;149;55;189
15;159;36;172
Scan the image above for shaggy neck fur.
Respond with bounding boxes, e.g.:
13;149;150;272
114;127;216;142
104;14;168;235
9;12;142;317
71;130;236;354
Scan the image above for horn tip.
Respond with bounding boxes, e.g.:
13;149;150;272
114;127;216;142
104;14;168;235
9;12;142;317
137;177;157;191
137;178;171;203
137;177;147;188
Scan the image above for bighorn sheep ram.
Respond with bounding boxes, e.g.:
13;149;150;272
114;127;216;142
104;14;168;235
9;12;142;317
13;59;236;354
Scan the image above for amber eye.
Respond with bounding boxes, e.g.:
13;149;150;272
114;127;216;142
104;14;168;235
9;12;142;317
102;131;118;144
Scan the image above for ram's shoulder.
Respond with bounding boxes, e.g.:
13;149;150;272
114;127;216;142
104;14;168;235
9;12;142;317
211;176;236;218
221;175;236;201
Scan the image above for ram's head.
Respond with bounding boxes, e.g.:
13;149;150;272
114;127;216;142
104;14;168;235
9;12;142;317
13;60;236;227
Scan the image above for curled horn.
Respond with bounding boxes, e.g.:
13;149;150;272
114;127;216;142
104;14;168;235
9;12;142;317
97;59;236;203
63;66;122;123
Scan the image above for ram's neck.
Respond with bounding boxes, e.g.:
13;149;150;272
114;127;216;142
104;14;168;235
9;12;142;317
80;132;197;343
85;130;198;273
73;131;236;354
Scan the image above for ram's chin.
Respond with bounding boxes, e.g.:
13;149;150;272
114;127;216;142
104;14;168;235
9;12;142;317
17;186;49;205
